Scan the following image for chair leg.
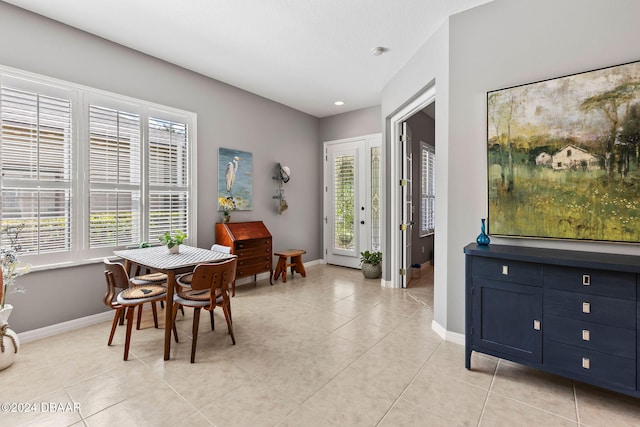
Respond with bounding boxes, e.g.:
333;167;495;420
136;304;143;330
123;306;135;361
222;303;235;345
191;308;201;363
108;309;122;346
210;310;215;331
171;303;180;343
151;301;159;328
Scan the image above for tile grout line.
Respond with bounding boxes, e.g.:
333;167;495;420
477;357;500;426
374;340;444;426
573;381;581;426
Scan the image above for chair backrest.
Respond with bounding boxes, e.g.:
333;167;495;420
103;258;131;308
189;259;237;303
211;244;232;254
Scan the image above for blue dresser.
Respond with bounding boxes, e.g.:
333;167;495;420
464;243;640;398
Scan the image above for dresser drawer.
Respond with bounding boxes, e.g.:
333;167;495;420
544;340;636;390
471;257;542;286
544;314;635;358
235;238;271;251
544;265;635;298
544;289;635;329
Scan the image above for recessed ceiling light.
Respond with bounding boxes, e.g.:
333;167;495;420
370;46;388;56
334;101;344;106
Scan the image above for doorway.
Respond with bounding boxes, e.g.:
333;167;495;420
389;85;436;288
323;134;382;269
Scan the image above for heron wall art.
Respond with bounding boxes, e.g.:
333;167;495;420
217;147;253;210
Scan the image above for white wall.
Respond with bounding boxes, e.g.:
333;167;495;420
0;2;322;332
384;0;640;336
319;105;382;142
382;21;450;332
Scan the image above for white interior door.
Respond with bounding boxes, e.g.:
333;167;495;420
401;122;413;288
324;135;381;269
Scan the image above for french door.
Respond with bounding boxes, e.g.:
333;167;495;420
324;134;381;269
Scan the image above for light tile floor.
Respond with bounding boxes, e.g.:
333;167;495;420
1;263;639;426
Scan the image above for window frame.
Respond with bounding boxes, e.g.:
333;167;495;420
420;141;435;237
0;65;197;270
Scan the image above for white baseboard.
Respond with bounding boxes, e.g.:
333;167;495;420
431;319;465;346
18;311;113;344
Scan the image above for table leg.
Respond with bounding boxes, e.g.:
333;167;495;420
164;270;176;360
123;260;133;277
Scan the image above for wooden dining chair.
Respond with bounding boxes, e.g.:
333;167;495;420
172;258;237;363
175;244;231;329
103;259;170;360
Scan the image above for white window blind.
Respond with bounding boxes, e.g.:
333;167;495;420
421;142;435;236
89;105;141;248
148;118;189;242
0;67;195;268
1;87;72;254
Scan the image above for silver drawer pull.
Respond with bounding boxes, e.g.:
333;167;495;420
582;330;590;341
533;320;541;331
502;265;509;275
582;274;590;286
582;357;590;369
582;302;591;314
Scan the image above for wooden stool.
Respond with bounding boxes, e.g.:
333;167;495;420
273;249;306;283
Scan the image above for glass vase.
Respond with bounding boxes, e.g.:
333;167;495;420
476;218;490;246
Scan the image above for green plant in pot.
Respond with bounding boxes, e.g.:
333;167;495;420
360;250;382;279
159;230;187;253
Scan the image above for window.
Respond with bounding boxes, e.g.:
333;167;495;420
0;68;195;268
420;141;435;236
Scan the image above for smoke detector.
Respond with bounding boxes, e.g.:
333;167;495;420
370;47;388;56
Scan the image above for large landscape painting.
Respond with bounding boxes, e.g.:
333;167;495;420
488;61;640;243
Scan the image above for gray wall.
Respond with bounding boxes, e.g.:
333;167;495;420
0;2;322;333
407;112;435;266
383;0;640;336
319;105;382;142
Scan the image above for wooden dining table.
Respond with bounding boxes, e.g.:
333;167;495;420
113;245;236;360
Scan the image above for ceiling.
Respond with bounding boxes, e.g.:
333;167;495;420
4;0;492;118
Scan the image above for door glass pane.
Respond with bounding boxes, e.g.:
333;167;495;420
370;146;381;251
334;154;355;250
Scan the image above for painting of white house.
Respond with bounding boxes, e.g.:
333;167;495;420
487;60;640;243
218;147;253;210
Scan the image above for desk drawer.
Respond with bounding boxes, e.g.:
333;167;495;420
472;257;542;286
544;289;635;329
236;246;272;259
544;340;636;390
235;238;271;251
237;254;271;268
544;265;635;298
236;260;272;278
544;314;635;358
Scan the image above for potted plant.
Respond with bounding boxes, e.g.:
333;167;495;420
159;230;187;254
360;250;382;279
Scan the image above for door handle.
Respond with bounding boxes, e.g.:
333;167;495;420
360;221;365;224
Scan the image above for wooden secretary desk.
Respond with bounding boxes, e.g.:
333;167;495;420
215;221;273;295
